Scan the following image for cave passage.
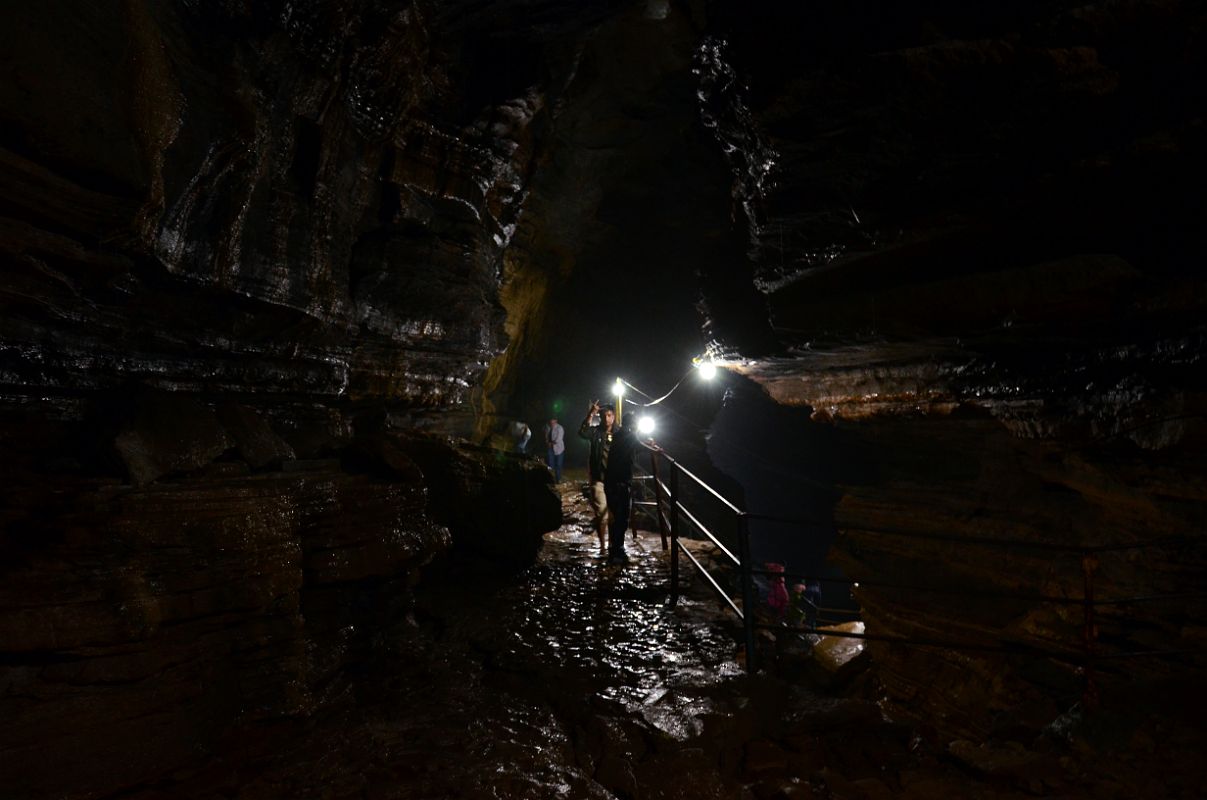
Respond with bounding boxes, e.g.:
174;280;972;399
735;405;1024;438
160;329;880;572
49;485;1055;800
3;0;1206;797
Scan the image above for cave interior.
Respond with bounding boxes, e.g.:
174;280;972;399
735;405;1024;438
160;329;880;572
1;0;1205;798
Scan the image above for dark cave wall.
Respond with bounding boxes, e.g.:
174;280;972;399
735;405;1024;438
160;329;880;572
473;3;742;458
0;435;559;798
2;1;1206;794
697;0;1207;739
828;413;1206;738
1;0;525;413
0;2;566;795
1;467;448;796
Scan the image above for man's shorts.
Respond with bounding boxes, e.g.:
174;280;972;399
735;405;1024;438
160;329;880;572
588;480;609;524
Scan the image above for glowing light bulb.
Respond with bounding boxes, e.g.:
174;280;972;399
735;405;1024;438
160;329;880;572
698;361;717;380
637;416;655;436
612;380;625;397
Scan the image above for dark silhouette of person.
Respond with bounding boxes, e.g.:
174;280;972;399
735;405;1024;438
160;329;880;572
579;400;638;564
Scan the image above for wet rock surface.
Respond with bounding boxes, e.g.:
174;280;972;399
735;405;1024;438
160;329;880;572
691;0;1207;746
145;485;747;799
3;0;1206;794
0;465;446;798
72;484;1201;800
2;1;622;452
0;433;562;799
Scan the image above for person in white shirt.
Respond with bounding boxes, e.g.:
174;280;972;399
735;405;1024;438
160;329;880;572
545;416;565;482
514;421;531;454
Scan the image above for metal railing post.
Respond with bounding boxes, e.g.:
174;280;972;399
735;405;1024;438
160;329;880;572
651;449;668;550
738;513;756;673
669;464;680;605
629;480;637;541
1082;551;1099;710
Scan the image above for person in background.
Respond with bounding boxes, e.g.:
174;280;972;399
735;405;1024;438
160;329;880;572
579;399;638;564
766;562;790;617
792;579;823;629
514;421;532;454
803;578;822;629
545;416;565;482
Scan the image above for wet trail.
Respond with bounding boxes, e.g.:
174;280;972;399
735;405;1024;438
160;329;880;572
163;485;752;799
368;487;750;798
134;484;1088;800
483;490;743;709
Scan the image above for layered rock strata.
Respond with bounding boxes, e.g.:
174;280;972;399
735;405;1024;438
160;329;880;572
698;0;1207;740
1;1;570;795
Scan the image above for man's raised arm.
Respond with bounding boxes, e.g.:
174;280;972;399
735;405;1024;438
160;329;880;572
578;400;599;439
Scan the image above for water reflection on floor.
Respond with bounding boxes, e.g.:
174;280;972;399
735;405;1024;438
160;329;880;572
375;485;749;798
127;484;1135;800
502;501;742;708
169;484;750;799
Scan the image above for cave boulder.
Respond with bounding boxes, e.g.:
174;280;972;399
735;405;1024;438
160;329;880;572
215;403;295;469
391;433;562;569
112;391;232;485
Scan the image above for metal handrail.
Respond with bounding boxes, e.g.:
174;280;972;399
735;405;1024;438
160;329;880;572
630;463;669;550
639;443;754;665
758;619;1207;664
751;623;1087;661
638;441;1200;693
664;456;743;514
674;500;740;566
743;567;1207;608
677;541;744;618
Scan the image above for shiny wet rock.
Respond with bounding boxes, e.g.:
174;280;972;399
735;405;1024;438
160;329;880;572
107;485;1163;800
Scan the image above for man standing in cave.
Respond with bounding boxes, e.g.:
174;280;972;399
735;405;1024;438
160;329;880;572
545;419;567;482
579;399;638;564
544;416;565;483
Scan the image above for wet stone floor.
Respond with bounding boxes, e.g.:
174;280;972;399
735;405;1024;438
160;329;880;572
125;484;1160;800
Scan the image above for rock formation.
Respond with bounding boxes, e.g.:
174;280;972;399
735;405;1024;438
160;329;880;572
1;2;564;794
2;0;1206;796
697;0;1207;741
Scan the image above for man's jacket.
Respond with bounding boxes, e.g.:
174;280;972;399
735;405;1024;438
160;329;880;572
578;420;637;483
